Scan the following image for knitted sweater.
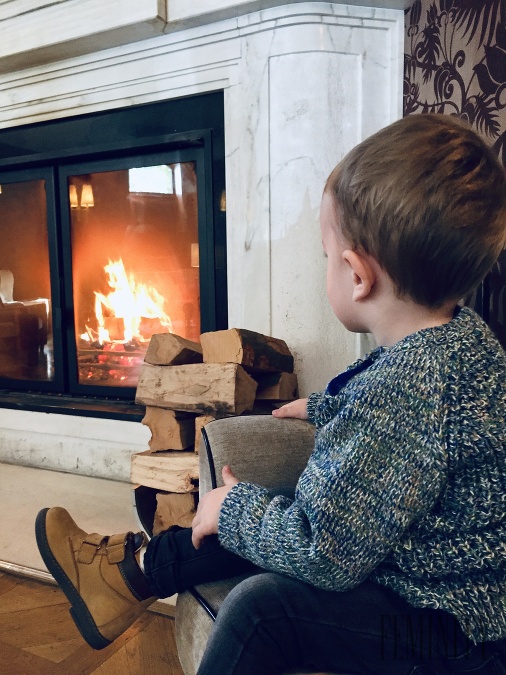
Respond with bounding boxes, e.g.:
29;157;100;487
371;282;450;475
218;307;506;643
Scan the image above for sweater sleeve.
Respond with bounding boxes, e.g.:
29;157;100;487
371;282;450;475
307;391;345;427
218;354;448;591
307;391;330;426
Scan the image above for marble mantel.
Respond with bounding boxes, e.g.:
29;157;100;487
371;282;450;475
0;0;410;73
0;2;404;480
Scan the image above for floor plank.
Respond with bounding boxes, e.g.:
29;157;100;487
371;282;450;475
0;578;65;614
0;573;184;675
24;637;84;664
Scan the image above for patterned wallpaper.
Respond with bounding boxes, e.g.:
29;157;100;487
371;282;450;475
404;0;506;347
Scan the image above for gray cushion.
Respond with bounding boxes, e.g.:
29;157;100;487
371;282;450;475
199;415;316;494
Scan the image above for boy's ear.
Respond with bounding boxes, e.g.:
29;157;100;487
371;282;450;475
342;249;376;301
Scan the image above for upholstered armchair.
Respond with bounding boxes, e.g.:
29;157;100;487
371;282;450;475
173;415;339;675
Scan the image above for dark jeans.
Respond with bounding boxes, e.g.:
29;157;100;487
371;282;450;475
143;528;506;675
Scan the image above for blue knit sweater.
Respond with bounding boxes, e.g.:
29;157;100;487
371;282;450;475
218;307;506;643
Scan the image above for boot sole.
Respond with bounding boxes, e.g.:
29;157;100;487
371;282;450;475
35;508;111;650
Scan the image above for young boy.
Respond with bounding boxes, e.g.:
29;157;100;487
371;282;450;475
36;114;506;674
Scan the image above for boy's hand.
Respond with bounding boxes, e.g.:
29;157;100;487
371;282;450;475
191;465;239;549
272;397;309;420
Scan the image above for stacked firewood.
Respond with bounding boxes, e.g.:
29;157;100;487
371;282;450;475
131;329;298;534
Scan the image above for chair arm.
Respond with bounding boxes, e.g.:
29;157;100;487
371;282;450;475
198;415;315;495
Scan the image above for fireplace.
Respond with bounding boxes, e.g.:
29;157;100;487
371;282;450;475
0;2;403;480
0;93;226;406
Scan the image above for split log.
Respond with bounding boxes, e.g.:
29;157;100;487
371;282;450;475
141;407;196;452
200;328;294;373
194;414;225;453
144;333;202;366
130;450;199;492
135;362;257;416
255;371;299;401
152;492;197;535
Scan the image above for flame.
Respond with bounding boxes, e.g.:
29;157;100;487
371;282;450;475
84;258;173;344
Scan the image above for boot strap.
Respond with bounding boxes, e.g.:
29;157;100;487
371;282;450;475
78;533;108;564
106;533;130;564
77;532;131;564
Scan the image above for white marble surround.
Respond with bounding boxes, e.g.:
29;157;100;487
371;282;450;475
0;2;403;481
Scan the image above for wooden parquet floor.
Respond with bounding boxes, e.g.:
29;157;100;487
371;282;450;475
0;571;184;675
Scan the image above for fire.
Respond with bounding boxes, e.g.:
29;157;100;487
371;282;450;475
82;258;173;345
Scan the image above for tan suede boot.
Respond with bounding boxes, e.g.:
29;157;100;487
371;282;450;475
35;507;156;650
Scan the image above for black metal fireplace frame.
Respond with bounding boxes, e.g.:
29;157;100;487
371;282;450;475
0;92;227;416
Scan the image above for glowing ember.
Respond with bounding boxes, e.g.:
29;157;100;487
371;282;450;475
81;258;173;345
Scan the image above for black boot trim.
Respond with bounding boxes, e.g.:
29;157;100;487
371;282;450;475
118;532;156;601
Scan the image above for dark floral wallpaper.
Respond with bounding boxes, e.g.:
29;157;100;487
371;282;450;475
404;0;506;347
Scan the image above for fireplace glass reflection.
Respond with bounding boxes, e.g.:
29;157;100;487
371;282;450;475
0;179;52;381
69;162;200;388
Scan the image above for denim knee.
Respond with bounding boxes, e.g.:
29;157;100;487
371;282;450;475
198;573;305;675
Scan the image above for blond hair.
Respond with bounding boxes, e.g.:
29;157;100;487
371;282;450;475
326;114;506;308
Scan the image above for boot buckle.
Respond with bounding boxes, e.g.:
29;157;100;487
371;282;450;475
77;533;107;564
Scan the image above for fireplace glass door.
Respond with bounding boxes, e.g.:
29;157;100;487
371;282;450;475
62;151;203;392
0;169;57;384
0;92;226;407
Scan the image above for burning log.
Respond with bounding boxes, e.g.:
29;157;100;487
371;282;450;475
152;492;197;535
144;333;203;366
254;371;299;401
200;328;294;373
130;450;199;492
141;407;196;452
135;362;258;416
